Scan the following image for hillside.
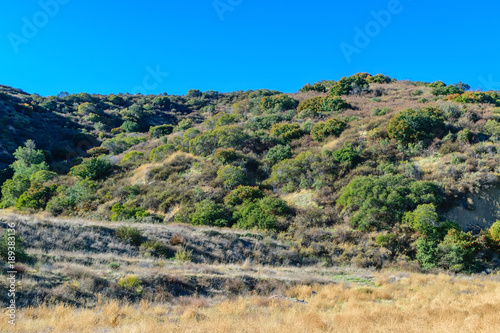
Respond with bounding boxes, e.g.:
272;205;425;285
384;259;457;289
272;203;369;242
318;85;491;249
2;73;500;279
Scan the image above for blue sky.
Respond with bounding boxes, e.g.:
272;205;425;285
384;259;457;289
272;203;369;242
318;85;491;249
1;0;499;96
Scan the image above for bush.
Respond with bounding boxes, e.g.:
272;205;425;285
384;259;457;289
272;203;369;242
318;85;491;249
87;147;110;157
233;196;289;230
245;115;284;130
300;82;327;93
189;126;249;156
488;221;500;249
310;118;346;141
387;107;444;145
115;226;144;246
332;145;360;166
29;170;57;183
111;204;150;222
259;94;298;112
140;241;174;258
102;134;147;154
438;229;481;271
265;144;292;165
214;148;239;165
449;91;500;106
297;96;351;115
70;157;112;181
484;119;500;140
77;102;97;115
149;144;175;162
224;186;265;206
1;175;30;208
337;175;442;230
371;107;391;116
117;274;143;294
217;165;247;190
121;121;141;133
266;150;337;192
191;199;232;227
15;182;57;210
367;74;393;84
152;96;171;109
330;73;369;96
175;118;193;131
270;123;303;142
149;124;174;138
121;151;145;164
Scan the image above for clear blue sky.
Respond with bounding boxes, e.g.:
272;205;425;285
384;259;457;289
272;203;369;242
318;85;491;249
1;0;499;96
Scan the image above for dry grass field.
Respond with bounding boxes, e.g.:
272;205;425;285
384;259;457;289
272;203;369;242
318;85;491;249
4;272;500;333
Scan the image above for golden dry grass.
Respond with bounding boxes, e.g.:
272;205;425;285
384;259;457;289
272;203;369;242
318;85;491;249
5;272;500;333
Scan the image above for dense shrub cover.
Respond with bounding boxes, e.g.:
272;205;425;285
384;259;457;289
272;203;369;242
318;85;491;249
310;118;346;141
149;124;174;138
330;73;370;96
259;94;298;112
337;175;442;230
297;96;351;115
387;107;444;144
270;123;303;142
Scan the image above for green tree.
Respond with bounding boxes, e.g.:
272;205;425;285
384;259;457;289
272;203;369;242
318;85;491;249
270;123;303;142
224;186;265;206
12;140;49;177
330;73;370;96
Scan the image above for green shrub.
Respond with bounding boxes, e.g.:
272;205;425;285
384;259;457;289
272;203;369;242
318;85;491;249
1;175;30;208
266;150;337;192
214;148;239;164
77;102;97;115
29;170;57;183
438;229;481;271
297;96;351;115
217;165;247;190
371;107;391;116
337;175;442;230
270;123;303;142
70;157;112;181
411;90;424;96
484;119;500;140
175;248;193;263
109;262;120;270
102;134;147;154
111;204;150;222
122;151;145;163
189;126;249;156
149;144;175;162
152;96;171;109
115;226;144;246
87;147;110;157
330;73;369;96
117;274;143;294
121;121;141;133
215;114;239;127
259;94;298;112
15;182;57;210
310;118;346;141
224;186;264;206
265;144;292;165
175;118;193;131
233;196;289;230
299;82;327;93
149;124;174;138
449;91;499;105
387;107;444;145
367;74;393;84
191;199;232;227
332;145;360;166
245;115;284;130
487;221;500;249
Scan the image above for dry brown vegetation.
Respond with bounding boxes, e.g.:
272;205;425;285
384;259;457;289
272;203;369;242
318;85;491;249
5;272;500;333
